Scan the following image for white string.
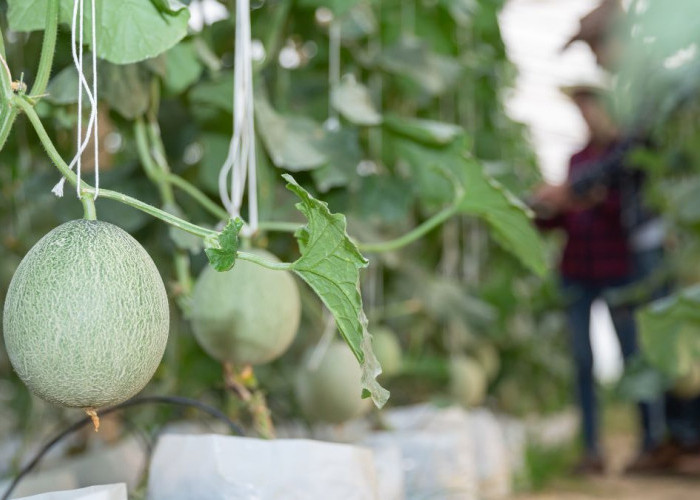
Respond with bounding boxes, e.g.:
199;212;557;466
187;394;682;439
325;20;341;131
52;0;99;199
218;0;258;234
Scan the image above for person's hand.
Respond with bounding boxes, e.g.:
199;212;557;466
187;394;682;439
532;183;572;212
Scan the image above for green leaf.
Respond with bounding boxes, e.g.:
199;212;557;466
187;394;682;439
331;76;382;126
283;174;389;407
311;128;362;192
638;286;700;378
397;139;547;277
205;218;244;272
164;203;203;253
7;0;190;64
189;72;234;114
296;0;362;17
255;95;328;171
46;60;152;119
456;157;547;277
165;41;203;93
384;115;464;146
380;37;462;96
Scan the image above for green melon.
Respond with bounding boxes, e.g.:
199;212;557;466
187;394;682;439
473;343;500;382
3;220;169;409
190;248;300;366
295;340;371;424
372;327;402;377
449;355;487;408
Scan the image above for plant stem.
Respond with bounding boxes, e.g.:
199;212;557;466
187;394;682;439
257;207;461;253
0;108;18;152
81;194;97;220
16;95;218;240
0;45;11;103
137;110;227;221
30;0;59;96
165;172;229;221
257;220;301;233
237;251;293;271
134;118;175;204
91;187;219;239
357;205;459;253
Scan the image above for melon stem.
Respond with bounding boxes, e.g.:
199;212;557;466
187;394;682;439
85;408;100;432
81;195;97;220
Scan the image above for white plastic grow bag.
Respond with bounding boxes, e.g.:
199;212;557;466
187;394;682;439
147;434;378;500
14;483;126;500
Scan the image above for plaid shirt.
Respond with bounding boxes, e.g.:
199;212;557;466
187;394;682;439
539;141;632;282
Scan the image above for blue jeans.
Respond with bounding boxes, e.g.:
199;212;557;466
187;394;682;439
562;276;657;455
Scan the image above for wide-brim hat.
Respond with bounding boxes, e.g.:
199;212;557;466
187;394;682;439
562;0;623;51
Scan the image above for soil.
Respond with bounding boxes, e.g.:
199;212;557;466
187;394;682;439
517;432;700;499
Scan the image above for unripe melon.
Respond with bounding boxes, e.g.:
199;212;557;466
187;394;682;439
190;249;300;366
449;355;487;408
3;220;169;409
372;327;402;377
473;343;500;382
295;340;371;424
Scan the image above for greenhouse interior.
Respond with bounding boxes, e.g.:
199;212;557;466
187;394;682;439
1;0;700;498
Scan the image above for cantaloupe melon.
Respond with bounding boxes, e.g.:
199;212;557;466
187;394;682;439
473;343;500;382
449;355;487;408
372;327;402;377
190;248;300;366
295;340;371;424
3;220;169;409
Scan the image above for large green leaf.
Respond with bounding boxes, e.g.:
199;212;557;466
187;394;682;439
255;96;327;171
638;286;700;378
397;138;547;277
311;128;362;192
189;72;234;114
384;115;463;146
164;40;203;93
7;0;189;64
331;77;382;126
284;175;388;407
456;157;547;277
379;37;462;96
46;60;153;119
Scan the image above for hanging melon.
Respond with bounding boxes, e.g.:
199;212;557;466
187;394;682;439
3;220;169;409
449;355;487;408
190;248;301;366
295;340;371;424
372;327;402;377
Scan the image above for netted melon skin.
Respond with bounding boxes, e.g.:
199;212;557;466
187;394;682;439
3;220;169;409
190;249;301;366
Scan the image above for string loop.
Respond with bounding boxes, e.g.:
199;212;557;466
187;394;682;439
52;0;100;200
218;0;258;236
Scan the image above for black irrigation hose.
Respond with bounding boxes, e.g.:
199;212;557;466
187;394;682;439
2;395;245;500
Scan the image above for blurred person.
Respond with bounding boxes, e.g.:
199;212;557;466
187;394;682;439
545;0;700;476
532;85;659;474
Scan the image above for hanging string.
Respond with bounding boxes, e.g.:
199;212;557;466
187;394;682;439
218;0;258;234
52;0;100;199
325;19;341;131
